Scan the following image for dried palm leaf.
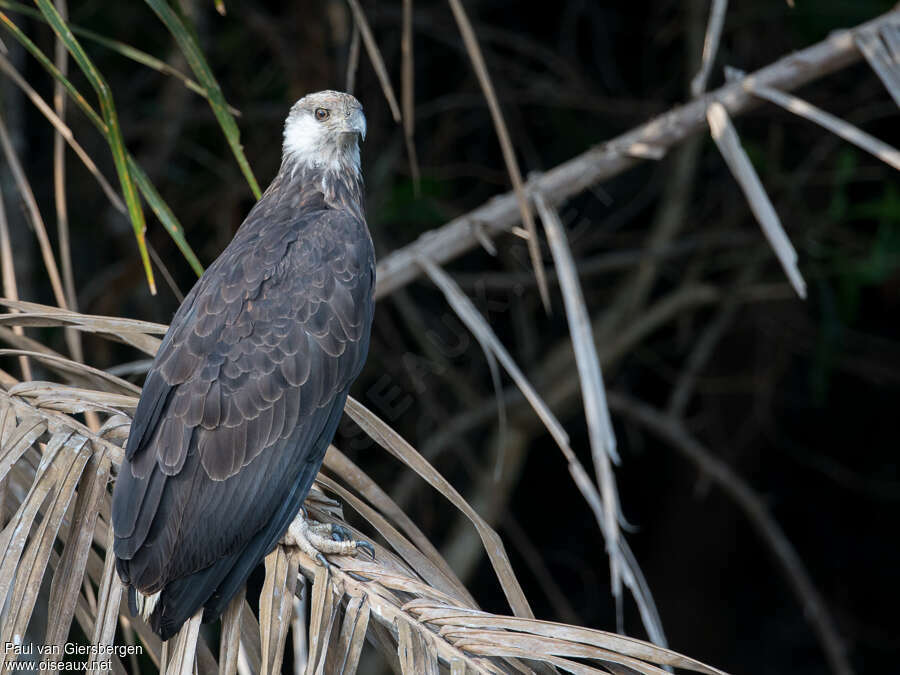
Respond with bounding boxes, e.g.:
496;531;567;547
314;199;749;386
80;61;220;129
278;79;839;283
739;75;900;171
0;310;730;675
324;594;369;674
0;298;165;355
855;21;900;107
219;589;245;675
165;609;202;675
260;547;302;675
706;102;806;298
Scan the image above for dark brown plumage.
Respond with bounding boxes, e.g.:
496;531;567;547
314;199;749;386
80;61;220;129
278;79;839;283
111;91;373;640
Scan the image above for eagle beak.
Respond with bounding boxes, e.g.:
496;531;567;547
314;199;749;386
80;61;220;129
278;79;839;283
343;108;366;142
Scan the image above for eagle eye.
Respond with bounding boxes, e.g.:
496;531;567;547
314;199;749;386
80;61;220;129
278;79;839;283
314;108;330;121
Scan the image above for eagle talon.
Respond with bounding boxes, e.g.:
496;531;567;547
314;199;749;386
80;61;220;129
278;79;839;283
315;552;330;568
331;524;352;541
282;511;374;567
356;540;375;560
346;571;372;582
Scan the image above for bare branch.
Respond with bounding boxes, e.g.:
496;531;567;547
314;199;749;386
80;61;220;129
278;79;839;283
375;7;900;299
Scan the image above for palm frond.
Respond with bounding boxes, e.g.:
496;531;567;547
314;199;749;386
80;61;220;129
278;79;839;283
0;301;728;674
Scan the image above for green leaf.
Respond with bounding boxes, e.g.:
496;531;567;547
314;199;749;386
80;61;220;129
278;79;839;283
144;0;261;199
128;161;205;277
0;0;240;114
0;11;103;130
0;10;204;280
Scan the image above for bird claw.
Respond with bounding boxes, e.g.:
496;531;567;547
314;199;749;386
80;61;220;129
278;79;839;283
330;524;352;541
346;571;372;582
355;539;375;560
324;524;373;560
283;512;375;570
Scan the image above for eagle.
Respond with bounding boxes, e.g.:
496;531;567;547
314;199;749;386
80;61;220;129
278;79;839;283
111;90;375;640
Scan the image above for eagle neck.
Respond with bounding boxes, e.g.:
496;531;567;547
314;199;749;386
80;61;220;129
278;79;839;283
280;159;364;221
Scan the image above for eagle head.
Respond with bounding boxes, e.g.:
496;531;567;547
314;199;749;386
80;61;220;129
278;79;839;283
283;90;366;174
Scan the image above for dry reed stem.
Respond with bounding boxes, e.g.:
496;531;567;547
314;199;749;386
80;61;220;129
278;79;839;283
346;0;402;122
691;0;728;96
415;258;666;641
447;0;551;312
52;0;81;366
534;192;625;608
0;115;70;313
740;75;900;171
855;21;900;107
401;0;420;193
0;53;126;211
344;393;534;621
705;102;806;298
0;184;30;381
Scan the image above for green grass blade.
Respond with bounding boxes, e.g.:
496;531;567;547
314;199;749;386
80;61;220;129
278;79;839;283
127;161;205;277
0;10;205;280
32;0;156;294
0;1;240;115
0;11;103;129
144;0;261;199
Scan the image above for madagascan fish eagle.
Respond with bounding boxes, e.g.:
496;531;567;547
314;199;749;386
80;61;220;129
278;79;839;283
112;90;375;640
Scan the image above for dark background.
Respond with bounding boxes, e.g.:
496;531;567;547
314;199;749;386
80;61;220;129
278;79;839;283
1;1;898;673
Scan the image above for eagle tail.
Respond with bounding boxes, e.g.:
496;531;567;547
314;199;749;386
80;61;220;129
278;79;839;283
149;395;345;641
149;447;327;640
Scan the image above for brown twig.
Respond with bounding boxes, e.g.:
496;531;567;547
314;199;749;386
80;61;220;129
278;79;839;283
706;102;806;297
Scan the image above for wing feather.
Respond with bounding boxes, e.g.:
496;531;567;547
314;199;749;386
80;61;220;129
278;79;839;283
112;205;374;599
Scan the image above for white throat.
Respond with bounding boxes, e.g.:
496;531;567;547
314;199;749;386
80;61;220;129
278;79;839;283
282;115;360;175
